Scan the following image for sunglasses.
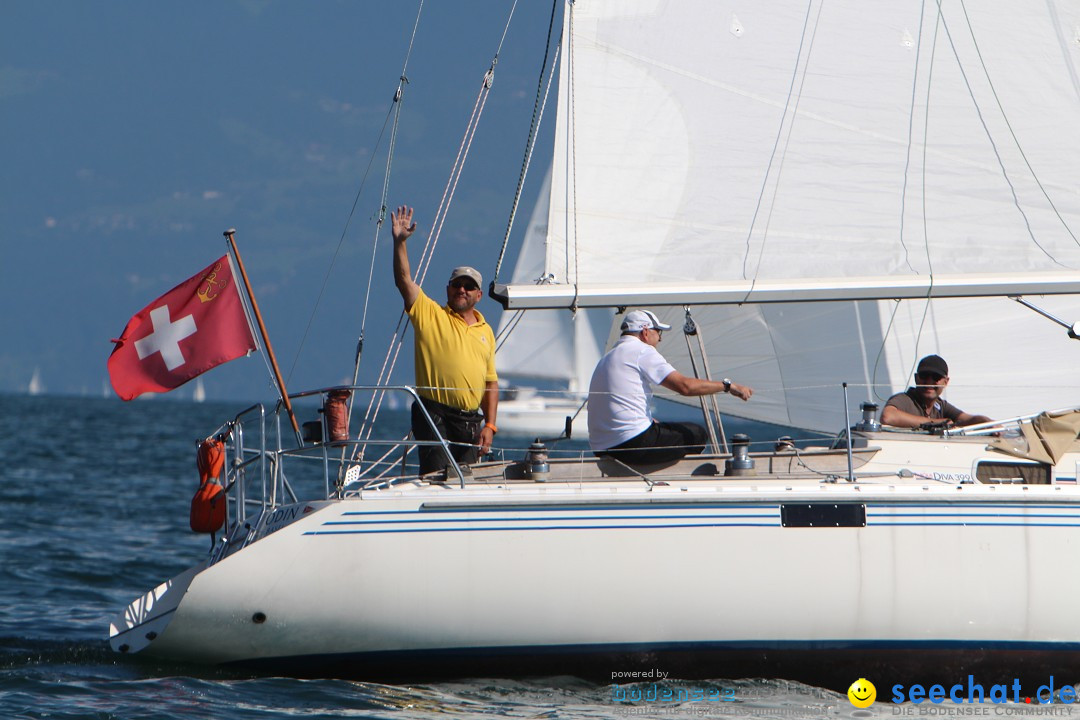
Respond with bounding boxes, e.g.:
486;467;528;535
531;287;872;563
449;280;479;291
916;372;945;382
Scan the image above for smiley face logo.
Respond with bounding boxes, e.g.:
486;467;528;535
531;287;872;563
848;678;876;708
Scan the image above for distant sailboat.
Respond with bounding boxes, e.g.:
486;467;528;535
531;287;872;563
192;377;206;403
495;168;610;438
27;368;44;396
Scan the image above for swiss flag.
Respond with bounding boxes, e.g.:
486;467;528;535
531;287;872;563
108;255;257;400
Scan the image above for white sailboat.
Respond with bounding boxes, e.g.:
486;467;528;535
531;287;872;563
192;377;206;403
495;168;608;439
27;367;44;396
110;0;1080;692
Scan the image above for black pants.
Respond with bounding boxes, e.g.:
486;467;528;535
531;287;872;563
411;398;483;476
597;421;708;466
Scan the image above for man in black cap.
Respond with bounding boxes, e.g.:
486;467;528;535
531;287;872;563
880;354;991;429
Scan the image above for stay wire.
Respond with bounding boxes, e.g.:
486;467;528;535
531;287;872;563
355;2;520;444
953;0;1079;254
897;0;929;275
935;0;1065;266
492;0;561;284
356;72;496;448
743;0;823;292
284;0;427;388
568;1;581;311
357;0;425;349
738;0;816;297
284;102;396;386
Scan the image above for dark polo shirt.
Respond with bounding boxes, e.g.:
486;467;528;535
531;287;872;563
884;387;964;422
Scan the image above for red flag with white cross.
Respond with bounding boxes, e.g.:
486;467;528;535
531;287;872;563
108;255;257;400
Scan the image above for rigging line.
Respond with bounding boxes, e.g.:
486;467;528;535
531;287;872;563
492;0;562;284
283;102;398;385
364;78;410;331
955;0;1080;252
920;7;942;278
346;0;427;459
360;336;408;445
356;46;508;442
936;0;1066;267
739;0;817;288
495;308;528;351
744;0;824;294
415;0;521;287
892;4;942;387
420;78;494;288
414;72;493;287
911;295;935;380
286;1;427;386
356;82;407;362
569;1;581;310
1045;0;1080;104
356;0;520;446
494;274;552;347
355;310;410;451
494;0;520;59
870;299;904;405
898;0;930;275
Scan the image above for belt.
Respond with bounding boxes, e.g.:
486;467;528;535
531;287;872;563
418;395;481;419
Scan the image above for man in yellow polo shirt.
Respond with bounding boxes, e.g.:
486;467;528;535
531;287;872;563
392;205;498;477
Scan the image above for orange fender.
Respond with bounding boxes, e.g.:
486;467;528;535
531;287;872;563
190;481;226;534
197;438;225;484
192;438;226;535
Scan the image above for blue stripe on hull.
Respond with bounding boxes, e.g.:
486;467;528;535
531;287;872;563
307;501;1080;535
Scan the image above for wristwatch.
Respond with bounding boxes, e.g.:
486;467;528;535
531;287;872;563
722;378;732;393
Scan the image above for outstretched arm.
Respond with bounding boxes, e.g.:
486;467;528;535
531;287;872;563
956;411;992;427
660;371;752;401
391;205;421;311
880;404;947;428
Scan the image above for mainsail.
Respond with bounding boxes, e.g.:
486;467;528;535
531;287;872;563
498;0;1080;431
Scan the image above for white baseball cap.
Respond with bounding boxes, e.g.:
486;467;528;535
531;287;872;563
621;309;671;333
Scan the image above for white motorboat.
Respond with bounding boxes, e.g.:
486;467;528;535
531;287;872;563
495;169;607;440
109;0;1080;693
495;384;588;439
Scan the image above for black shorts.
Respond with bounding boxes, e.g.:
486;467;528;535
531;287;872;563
411;397;483;475
597;421;708;466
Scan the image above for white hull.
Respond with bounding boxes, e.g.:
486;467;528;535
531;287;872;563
110;427;1080;688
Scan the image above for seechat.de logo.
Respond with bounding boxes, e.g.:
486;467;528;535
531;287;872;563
849;678;877;708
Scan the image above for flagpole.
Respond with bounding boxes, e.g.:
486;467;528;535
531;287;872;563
224;229;302;442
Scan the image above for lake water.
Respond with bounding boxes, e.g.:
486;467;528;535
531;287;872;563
1;394;1068;719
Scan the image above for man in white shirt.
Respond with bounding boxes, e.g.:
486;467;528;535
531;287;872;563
587;310;753;465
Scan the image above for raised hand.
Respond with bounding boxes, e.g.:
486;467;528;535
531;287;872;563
391;205;416;242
